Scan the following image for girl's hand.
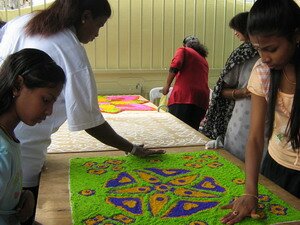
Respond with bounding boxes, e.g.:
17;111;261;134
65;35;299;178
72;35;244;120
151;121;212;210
130;144;166;157
220;195;259;224
16;190;35;222
162;86;169;95
241;87;251;98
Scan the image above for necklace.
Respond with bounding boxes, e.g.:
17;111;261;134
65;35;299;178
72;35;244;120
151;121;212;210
277;94;291;118
0;124;18;142
283;68;296;85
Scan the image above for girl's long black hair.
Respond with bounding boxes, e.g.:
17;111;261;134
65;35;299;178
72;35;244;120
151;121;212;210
229;11;249;39
183;35;208;58
248;0;300;149
0;48;66;115
25;0;111;37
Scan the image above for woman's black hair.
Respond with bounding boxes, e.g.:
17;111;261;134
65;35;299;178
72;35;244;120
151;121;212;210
229;12;249;39
248;0;300;149
183;35;208;58
0;48;66;115
25;0;111;36
0;20;6;28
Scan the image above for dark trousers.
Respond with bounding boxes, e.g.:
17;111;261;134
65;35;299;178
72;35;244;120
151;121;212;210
262;152;300;198
21;185;39;225
168;104;206;130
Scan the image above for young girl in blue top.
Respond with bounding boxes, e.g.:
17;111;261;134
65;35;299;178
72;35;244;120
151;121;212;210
0;48;66;225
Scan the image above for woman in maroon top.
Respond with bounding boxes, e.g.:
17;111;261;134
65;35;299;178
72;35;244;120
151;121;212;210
162;36;210;130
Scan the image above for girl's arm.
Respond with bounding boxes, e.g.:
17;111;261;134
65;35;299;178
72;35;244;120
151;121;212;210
245;93;267;195
85;121;165;157
162;71;176;95
162;47;184;95
221;83;251;100
221;66;251;100
16;190;35;222
221;93;267;224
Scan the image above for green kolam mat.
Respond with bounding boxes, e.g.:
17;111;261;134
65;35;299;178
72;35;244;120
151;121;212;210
69;150;300;225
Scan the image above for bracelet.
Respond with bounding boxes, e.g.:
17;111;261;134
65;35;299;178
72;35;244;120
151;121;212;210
231;89;236;100
131;144;138;155
242;193;259;200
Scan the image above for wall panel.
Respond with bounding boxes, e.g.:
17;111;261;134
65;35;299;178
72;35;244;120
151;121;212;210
162;0;175;69
0;0;256;96
118;0;130;69
152;0;164;69
141;0;153;69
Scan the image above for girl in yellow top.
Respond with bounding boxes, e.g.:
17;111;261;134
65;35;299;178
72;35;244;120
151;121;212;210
221;0;300;224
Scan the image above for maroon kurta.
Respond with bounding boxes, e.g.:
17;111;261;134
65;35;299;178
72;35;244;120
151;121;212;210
168;47;209;110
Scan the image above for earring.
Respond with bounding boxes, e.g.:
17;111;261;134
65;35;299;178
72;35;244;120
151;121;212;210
82;20;85;24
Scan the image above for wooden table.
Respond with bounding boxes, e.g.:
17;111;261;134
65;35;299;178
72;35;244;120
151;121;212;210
36;147;300;225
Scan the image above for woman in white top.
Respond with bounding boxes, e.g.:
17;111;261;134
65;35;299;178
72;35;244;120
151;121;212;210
0;0;165;224
221;0;300;224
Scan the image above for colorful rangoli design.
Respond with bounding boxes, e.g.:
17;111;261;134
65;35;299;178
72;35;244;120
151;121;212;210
69;151;300;225
98;95;156;113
